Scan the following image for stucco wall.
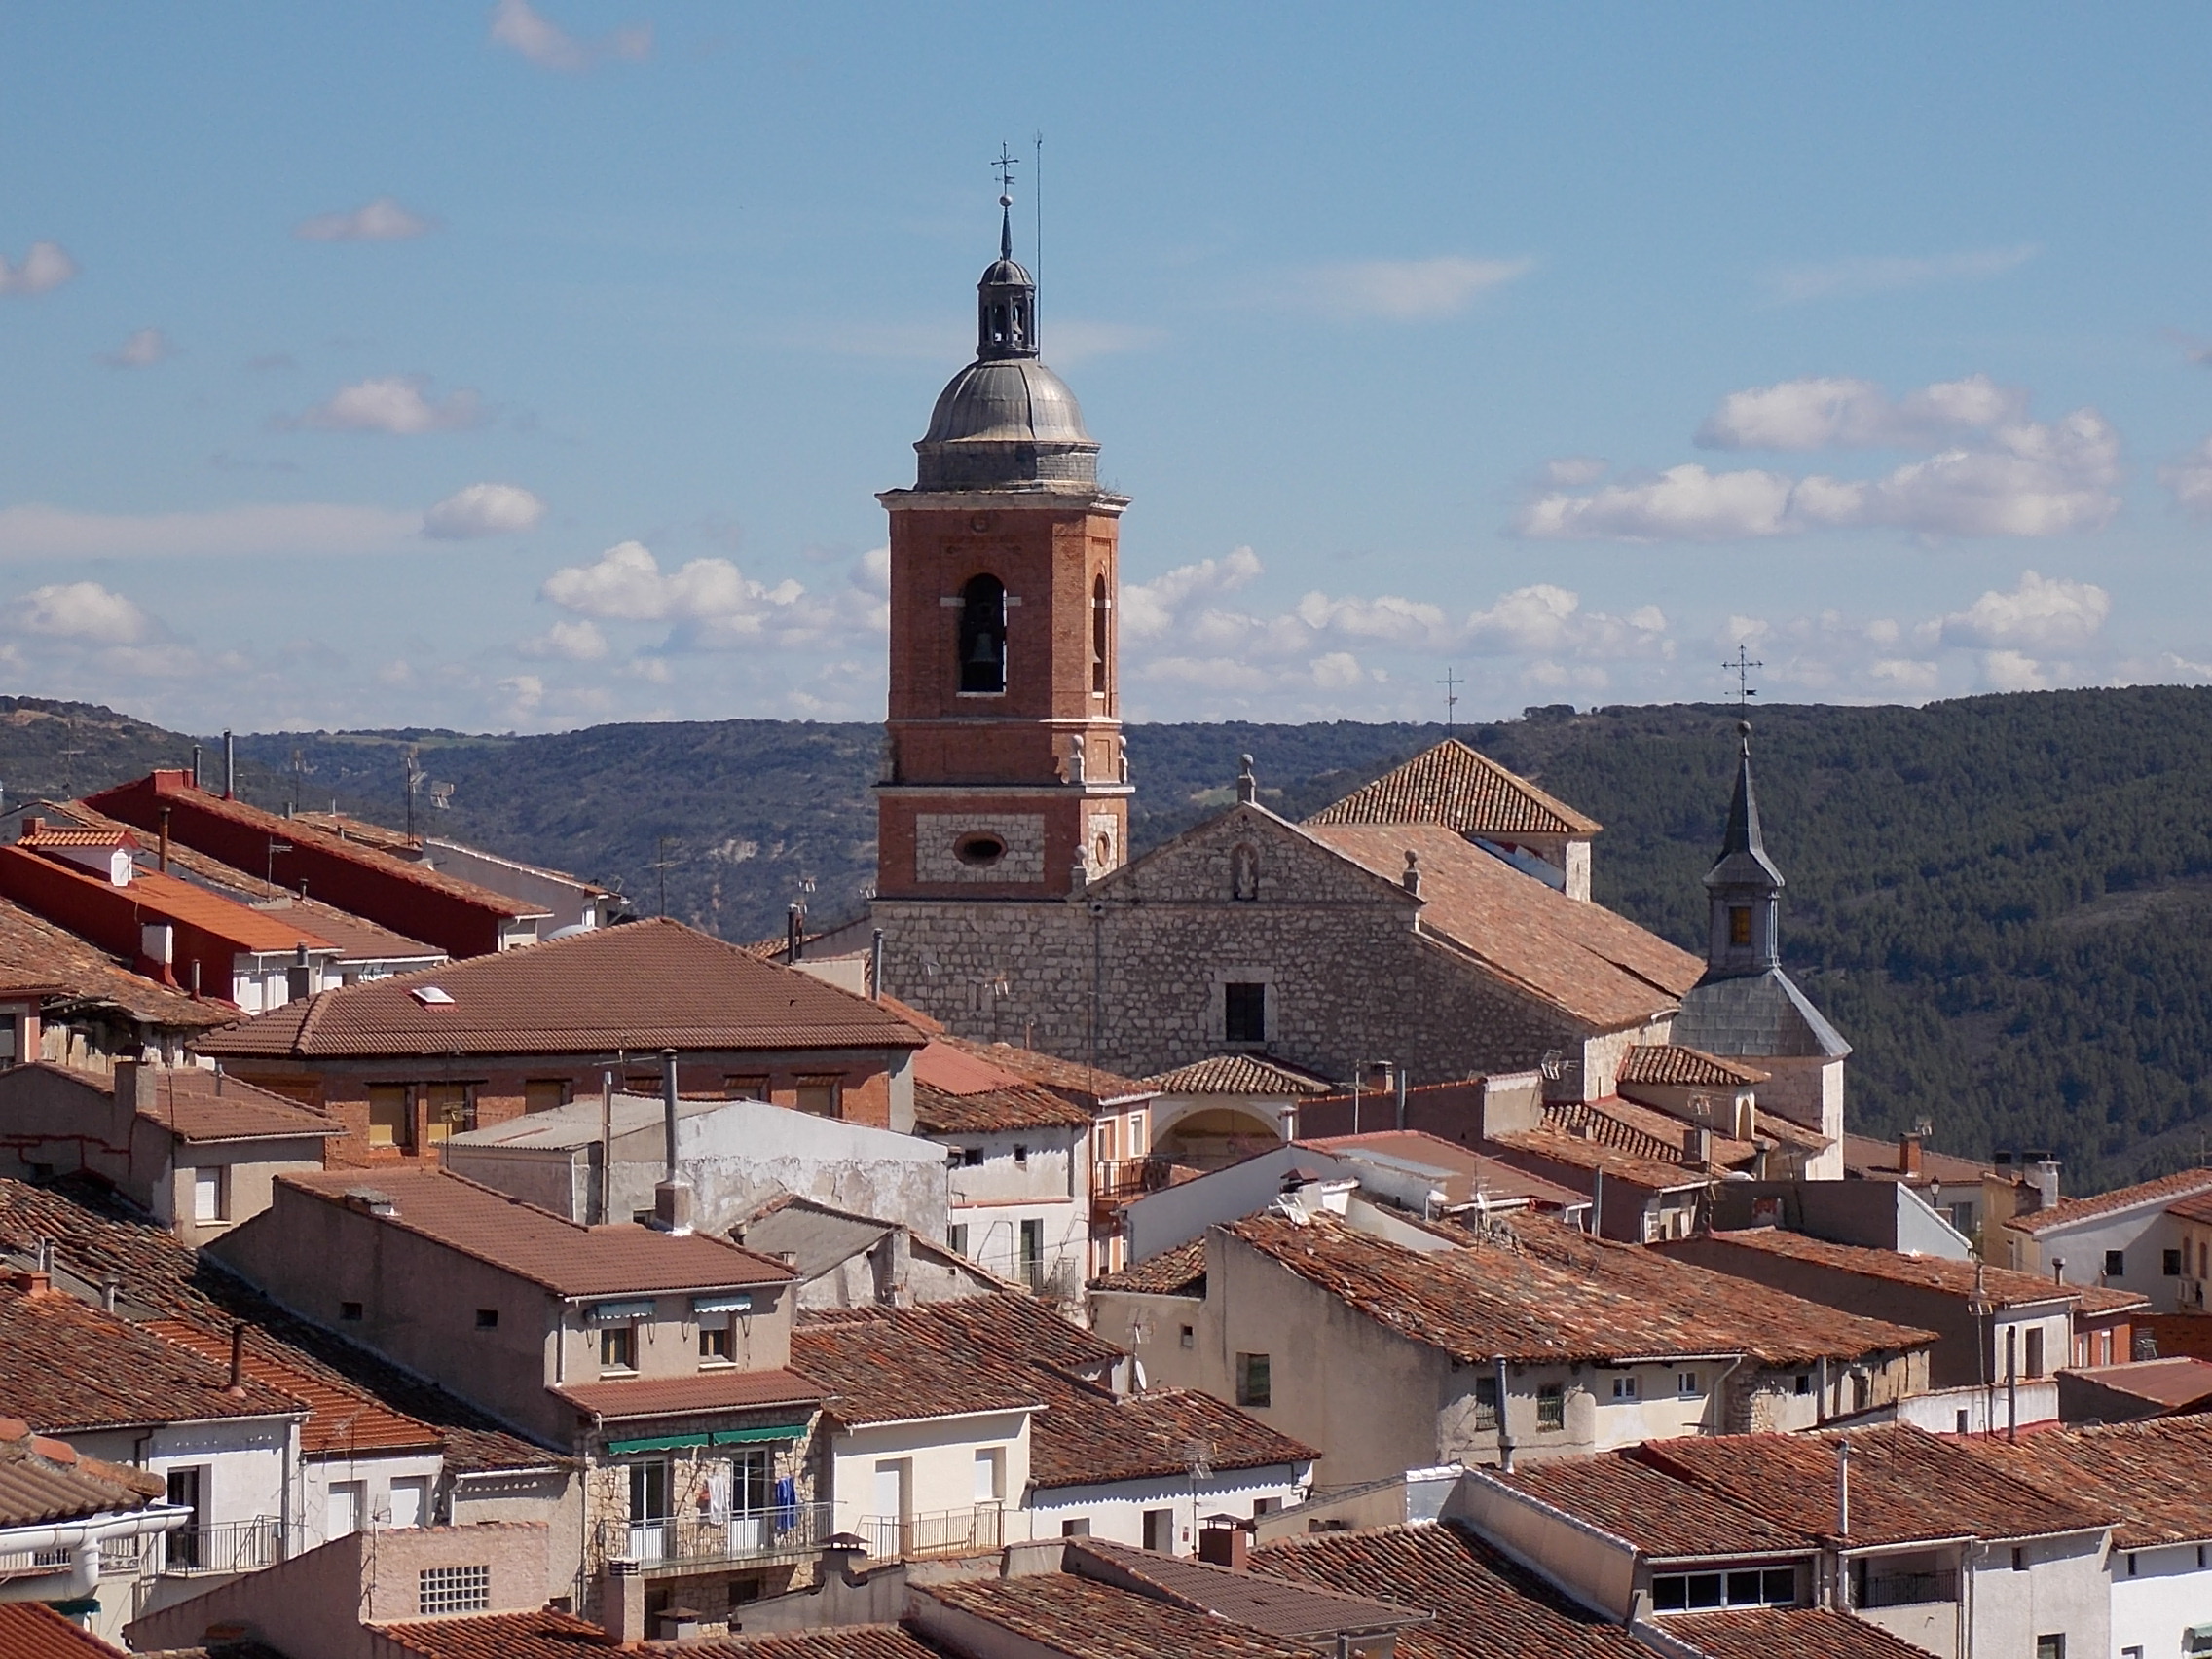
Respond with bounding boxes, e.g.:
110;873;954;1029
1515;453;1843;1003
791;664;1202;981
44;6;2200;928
825;1412;1031;1537
1966;1535;2112;1659
1026;1467;1307;1554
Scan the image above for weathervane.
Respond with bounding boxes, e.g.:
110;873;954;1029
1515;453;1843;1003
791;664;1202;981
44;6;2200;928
1438;666;1462;730
994;141;1019;203
1723;644;1763;709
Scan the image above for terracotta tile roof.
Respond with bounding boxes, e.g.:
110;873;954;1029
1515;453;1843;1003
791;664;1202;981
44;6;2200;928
275;1167;796;1296
0;896;230;1030
1753;1112;1832;1155
2167;1189;2212;1226
370;1611;611;1658
1957;1413;2212;1548
0;1283;303;1432
1032;1376;1314;1488
1618;1045;1767;1088
1663;1226;2147;1313
793;1309;1049;1426
1088;1237;1206;1297
1226;1211;1933;1367
2005;1166;2212;1235
1065;1539;1424;1640
2054;1355;2212;1410
0;850;341;956
918;1290;1126;1377
0;1175;557;1475
668;1629;945;1659
1486;1126;1709;1193
1839;1132;1995;1186
0;1603;133;1658
1480;1454;1813;1561
1666;1607;1938;1659
550;1368;823;1423
17;825;134;851
1301;1132;1588;1210
0;1414;164;1528
128;1066;342;1144
1636;1422;2111;1546
142;1318;438;1458
1142;1055;1336;1097
1304;738;1602;838
918;1572;1314;1659
1303;823;1702;1029
1546;1096;1756;1168
940;1038;1157;1110
1249;1521;1652;1659
911;1043;1094;1133
198;918;929;1059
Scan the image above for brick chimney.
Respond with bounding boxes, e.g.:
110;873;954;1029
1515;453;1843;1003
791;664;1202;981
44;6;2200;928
1897;1132;1923;1178
1197;1522;1249;1570
114;1060;158;1114
601;1558;645;1646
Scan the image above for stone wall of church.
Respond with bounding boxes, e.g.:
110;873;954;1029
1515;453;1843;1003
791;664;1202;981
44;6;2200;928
874;807;1596;1088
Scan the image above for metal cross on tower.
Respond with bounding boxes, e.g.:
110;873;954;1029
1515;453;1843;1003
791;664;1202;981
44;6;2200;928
993;141;1019;201
1723;644;1763;708
1438;666;1462;730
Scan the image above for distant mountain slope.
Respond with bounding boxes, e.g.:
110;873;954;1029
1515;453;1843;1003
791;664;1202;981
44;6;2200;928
7;688;2212;1190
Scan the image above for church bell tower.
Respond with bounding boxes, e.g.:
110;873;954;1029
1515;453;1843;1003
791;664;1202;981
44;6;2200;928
873;186;1131;901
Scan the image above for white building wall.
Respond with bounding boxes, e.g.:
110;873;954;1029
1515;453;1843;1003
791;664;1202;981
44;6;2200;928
1025;1467;1308;1555
1968;1535;2113;1659
2009;1202;2201;1311
299;1451;445;1546
825;1411;1032;1539
2111;1541;2212;1659
940;1128;1086;1295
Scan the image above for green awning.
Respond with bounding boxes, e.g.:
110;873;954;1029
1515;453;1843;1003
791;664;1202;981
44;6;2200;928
713;1423;807;1445
607;1431;712;1455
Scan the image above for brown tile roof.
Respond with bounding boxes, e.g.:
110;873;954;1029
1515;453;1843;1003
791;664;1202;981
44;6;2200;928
1480;1454;1813;1561
2;853;342;956
128;1066;342;1144
1753;1112;1832;1155
1618;1045;1768;1088
1303;823;1702;1029
1088;1238;1207;1297
1546;1096;1756;1168
1304;739;1602;838
2005;1167;2212;1235
1032;1377;1314;1488
1486;1126;1708;1193
0;1282;303;1432
2167;1190;2212;1226
369;1611;611;1659
1227;1211;1934;1367
276;1168;796;1297
197;918;929;1059
910;1042;1095;1133
0;1175;557;1474
1666;1607;1939;1659
1664;1226;2147;1313
0;1414;163;1528
665;1629;946;1659
940;1038;1157;1110
17;824;133;850
1250;1521;1652;1659
793;1309;1049;1426
1636;1422;2111;1546
1065;1538;1424;1640
0;1603;133;1659
142;1318;438;1458
1957;1413;2212;1548
0;896;229;1031
550;1367;823;1423
1142;1055;1336;1097
918;1573;1314;1659
1839;1133;1995;1186
2056;1355;2212;1410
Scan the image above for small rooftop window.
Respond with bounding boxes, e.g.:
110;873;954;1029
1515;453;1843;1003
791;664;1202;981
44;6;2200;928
410;986;455;1007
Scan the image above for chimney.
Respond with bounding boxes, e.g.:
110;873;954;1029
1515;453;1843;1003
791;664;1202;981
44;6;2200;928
8;1271;50;1298
114;1060;157;1114
1898;1132;1923;1178
2032;1155;2061;1212
601;1558;645;1646
1493;1355;1515;1472
1197;1523;1250;1569
158;808;171;873
1236;755;1257;805
869;928;885;1001
2052;1258;2066;1287
99;1275;119;1315
190;744;203;790
871;1227;912;1309
226;1322;247;1398
652;1049;693;1235
785;903;804;964
1401;850;1421;897
1835;1438;1851;1538
285;944;311;1003
223;730;235;801
1684;1124;1714;1168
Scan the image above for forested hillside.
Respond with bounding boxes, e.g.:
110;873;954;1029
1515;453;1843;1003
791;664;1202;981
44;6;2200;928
5;688;2212;1191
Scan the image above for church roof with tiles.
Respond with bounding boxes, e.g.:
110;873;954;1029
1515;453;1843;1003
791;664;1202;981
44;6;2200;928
1143;1054;1336;1096
1618;1044;1769;1088
1304;739;1601;838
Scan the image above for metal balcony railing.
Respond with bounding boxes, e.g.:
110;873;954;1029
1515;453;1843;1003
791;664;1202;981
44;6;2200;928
163;1517;285;1575
858;1503;1003;1562
1859;1568;1960;1609
1092;1157;1175;1220
594;1503;834;1573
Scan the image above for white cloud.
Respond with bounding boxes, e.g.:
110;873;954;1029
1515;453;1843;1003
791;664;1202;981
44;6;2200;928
2158;437;2212;518
1762;243;2037;303
1294;256;1534;321
97;327;176;369
12;581;150;645
293;197;438;242
0;501;421;560
423;482;546;538
1939;571;2110;650
1696;374;2027;451
1978;649;2050;692
489;0;649;71
518;618;608;660
539;539;885;651
1539;456;1609;487
1121;546;1264;641
296;376;487;434
0;241;77;296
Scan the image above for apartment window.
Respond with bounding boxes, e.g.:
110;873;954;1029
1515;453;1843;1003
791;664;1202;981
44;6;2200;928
524;1079;570;1114
1013;1144;1029;1166
389;1478;426;1529
2125;1551;2138;1576
1253;1496;1278;1516
948;1224;970;1258
1019;1219;1045;1281
600;1323;638;1373
1650;1568;1795;1611
2104;1249;2126;1278
698;1312;732;1365
1142;1508;1174;1553
340;1301;363;1322
1179;1324;1195;1348
1236;1352;1272;1408
1957;1410;1971;1434
424;1082;474;1145
1223;981;1267;1044
2036;1638;2064;1659
2012;1547;2027;1571
794;1077;841;1118
475;1309;498;1330
1678;1372;1705;1399
723;1075;770;1102
327;1480;364;1539
166;1468;205;1569
1728;905;1752;946
1127;1112;1147;1153
1852;1371;1872;1413
366;1085;412;1150
1061;1518;1091;1537
1095;1121;1118;1162
1535;1384;1566;1430
974;1448;1005;1504
630;1459;670;1526
1610;1376;1640;1401
961;1147;984;1168
419;1565;491;1616
1793;1373;1812;1396
2024;1328;2046;1379
1471;1376;1499;1431
190;1166;226;1224
2166;1249;2186;1276
1949;1202;1974;1235
1091;574;1110;694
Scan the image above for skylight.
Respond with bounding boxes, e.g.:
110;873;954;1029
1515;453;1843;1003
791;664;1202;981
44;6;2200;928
410;986;455;1007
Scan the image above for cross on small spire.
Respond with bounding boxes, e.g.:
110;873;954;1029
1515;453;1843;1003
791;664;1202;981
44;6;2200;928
993;141;1020;201
1437;666;1462;730
1723;643;1763;708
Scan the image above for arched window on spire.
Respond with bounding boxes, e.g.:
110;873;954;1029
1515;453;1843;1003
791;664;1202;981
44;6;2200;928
958;573;1007;694
1091;575;1109;694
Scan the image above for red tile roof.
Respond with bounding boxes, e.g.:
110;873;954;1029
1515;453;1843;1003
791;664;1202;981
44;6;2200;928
1665;1226;2147;1313
1839;1133;1995;1187
0;896;230;1030
1486;1126;1708;1193
7;1061;341;1145
911;1044;1094;1133
2167;1190;2212;1226
1303;824;1702;1030
1636;1422;2110;1547
793;1309;1049;1427
3;852;342;956
1304;739;1603;838
0;1604;131;1658
276;1167;795;1297
1666;1607;1939;1659
1482;1453;1813;1561
1546;1095;1757;1168
0;1284;303;1432
369;1611;611;1659
1088;1238;1207;1298
17;825;134;850
2005;1167;2212;1235
1617;1045;1768;1088
918;1572;1314;1659
1065;1538;1424;1640
940;1038;1157;1110
2056;1355;2212;1409
550;1367;823;1423
1142;1055;1336;1097
674;1630;946;1659
198;918;929;1059
1958;1413;2212;1548
0;1414;164;1529
142;1319;438;1457
1250;1522;1652;1659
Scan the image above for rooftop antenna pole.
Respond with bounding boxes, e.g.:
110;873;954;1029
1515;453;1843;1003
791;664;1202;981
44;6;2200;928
1723;644;1763;710
1033;129;1044;347
1438;666;1462;731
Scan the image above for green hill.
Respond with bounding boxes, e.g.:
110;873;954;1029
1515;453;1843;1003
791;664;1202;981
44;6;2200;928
6;687;2212;1191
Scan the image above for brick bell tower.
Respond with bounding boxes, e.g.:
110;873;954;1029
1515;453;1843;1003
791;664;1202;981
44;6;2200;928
873;189;1131;902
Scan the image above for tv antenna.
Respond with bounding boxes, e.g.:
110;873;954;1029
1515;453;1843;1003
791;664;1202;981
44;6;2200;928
651;836;682;917
1723;644;1763;709
1033;129;1044;340
288;748;314;817
1438;666;1462;730
402;746;425;839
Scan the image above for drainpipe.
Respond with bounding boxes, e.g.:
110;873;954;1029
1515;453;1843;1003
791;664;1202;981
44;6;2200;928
598;1069;613;1225
870;929;885;1001
1493;1356;1515;1472
1591;1167;1605;1238
2006;1325;2018;1443
1835;1437;1850;1538
652;1050;692;1235
223;730;235;801
158;808;171;874
1394;1066;1409;1132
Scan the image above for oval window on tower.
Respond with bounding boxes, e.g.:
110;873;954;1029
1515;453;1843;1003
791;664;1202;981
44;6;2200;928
955;833;1008;868
959;573;1007;694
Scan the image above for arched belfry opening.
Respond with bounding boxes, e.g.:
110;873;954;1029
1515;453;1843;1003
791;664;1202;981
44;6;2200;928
958;573;1007;694
1091;574;1110;694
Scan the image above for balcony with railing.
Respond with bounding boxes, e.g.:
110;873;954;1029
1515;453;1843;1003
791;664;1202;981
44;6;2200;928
595;1502;834;1576
859;1503;1002;1562
1857;1567;1961;1609
161;1517;285;1576
1092;1158;1175;1222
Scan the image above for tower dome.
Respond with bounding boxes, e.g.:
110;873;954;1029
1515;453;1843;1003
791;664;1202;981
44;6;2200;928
913;198;1099;492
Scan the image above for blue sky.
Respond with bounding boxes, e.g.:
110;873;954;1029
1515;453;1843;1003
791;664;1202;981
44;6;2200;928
4;3;2210;734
